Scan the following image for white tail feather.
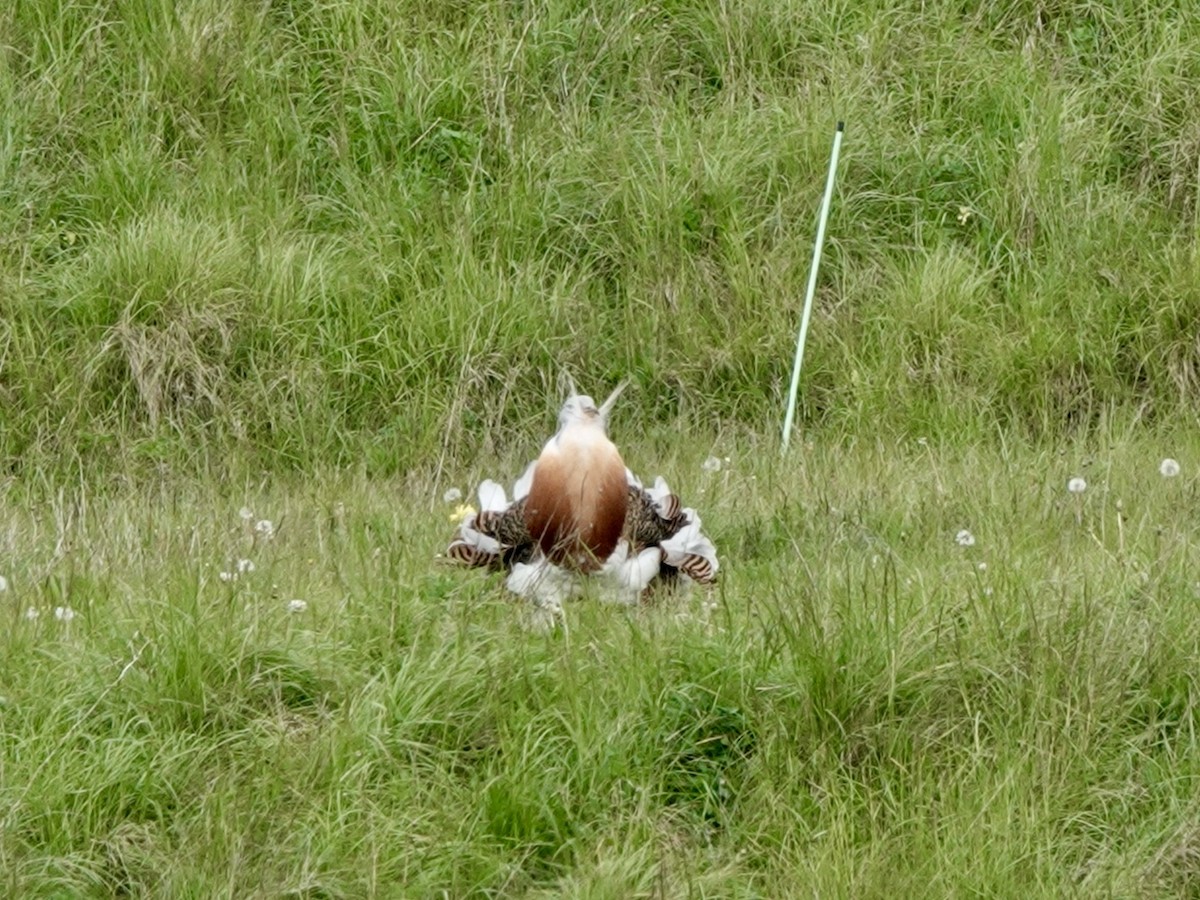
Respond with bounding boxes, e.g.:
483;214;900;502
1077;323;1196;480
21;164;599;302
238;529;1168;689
598;539;661;604
660;509;719;575
477;479;508;512
459;521;502;557
647;476;679;517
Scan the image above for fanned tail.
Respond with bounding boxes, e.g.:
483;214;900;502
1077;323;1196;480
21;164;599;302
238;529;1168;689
446;467;718;599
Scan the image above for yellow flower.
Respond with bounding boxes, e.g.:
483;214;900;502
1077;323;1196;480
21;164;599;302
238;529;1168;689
449;503;477;524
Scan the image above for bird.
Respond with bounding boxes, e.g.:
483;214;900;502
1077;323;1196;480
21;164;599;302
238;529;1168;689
523;381;629;572
623;472;718;585
446;462;537;570
446;381;719;608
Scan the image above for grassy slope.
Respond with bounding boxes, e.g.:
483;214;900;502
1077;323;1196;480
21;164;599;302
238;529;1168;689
2;0;1200;474
4;1;1200;896
3;434;1200;895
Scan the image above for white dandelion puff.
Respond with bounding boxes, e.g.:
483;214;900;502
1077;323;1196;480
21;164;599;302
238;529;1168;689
701;456;722;473
286;598;308;614
442;487;463;503
219;570;235;582
1160;458;1181;478
1067;477;1087;494
254;519;275;540
955;529;976;547
24;607;39;621
977;561;988;571
236;558;255;574
54;606;75;622
238;506;254;521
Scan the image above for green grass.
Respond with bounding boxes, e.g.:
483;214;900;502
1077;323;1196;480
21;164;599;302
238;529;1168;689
3;434;1200;895
4;0;1200;895
3;0;1200;474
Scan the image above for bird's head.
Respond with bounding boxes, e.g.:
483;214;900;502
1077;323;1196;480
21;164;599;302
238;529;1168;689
558;379;628;433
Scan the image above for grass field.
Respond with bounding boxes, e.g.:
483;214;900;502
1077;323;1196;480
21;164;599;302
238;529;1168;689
4;434;1200;895
3;0;1200;896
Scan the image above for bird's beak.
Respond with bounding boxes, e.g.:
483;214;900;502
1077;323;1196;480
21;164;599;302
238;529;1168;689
598;380;629;423
564;371;578;400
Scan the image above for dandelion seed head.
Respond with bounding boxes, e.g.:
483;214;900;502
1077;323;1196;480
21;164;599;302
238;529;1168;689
254;519;275;540
236;558;255;574
286;598;308;614
1067;477;1087;494
955;529;976;547
238;506;254;521
442;487;463;503
701;456;722;473
24;607;39;621
1160;458;1181;478
977;561;988;571
54;606;75;622
219;570;235;582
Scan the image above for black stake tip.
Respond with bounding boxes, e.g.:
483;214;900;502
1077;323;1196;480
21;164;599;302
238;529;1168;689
836;120;845;131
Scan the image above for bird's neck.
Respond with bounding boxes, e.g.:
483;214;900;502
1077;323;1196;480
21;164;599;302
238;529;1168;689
553;421;607;449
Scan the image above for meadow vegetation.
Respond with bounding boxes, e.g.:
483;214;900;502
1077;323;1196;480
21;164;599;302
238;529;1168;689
3;0;1200;895
3;0;1200;472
